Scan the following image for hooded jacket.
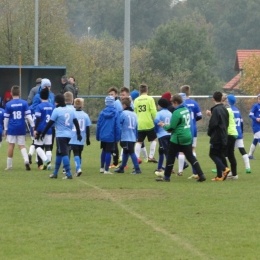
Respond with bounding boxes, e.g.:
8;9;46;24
96;106;120;142
208;103;229;145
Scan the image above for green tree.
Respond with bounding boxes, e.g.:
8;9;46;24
148;19;219;94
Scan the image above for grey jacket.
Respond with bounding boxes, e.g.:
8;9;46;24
27;83;41;105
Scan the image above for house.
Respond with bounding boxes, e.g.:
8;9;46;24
223;50;260;93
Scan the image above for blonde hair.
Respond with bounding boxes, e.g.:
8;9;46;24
64;91;73;104
74;98;84;109
222;93;227;102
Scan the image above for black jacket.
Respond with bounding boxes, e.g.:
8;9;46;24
61;82;76;99
207;103;229;146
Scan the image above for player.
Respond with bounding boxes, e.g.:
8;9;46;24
69;98;91;177
4;85;35;170
114;97;141;174
0;106;5;146
156;94;206;182
96;96;120;174
154;98;172;177
248;94;260;159
40;94;82;180
134;84;157;163
34;87;55;170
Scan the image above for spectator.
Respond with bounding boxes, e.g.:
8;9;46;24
2;89;13;108
69;77;79;98
61;75;75;99
27;78;42;105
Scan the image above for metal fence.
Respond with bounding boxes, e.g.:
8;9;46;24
79;95;258;132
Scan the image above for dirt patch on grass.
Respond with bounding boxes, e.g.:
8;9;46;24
48;189;166;201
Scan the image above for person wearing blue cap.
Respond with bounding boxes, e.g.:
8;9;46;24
96;96;120;174
248;94;260;160
227;94;251;175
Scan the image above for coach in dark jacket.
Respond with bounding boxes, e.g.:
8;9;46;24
207;91;229;180
61;75;76;99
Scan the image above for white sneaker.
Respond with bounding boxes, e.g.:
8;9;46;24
227;172;233;179
5;166;12;170
104;171;113;174
75;169;82;177
62;169;66;175
230;175;238;180
187;174;198;179
100;168;105;173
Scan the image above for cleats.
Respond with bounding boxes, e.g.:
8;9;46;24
75;169;82;177
137;158;142;164
183;162;189;170
211;169;217;173
114;167;124;173
177;172;183;176
100;168;105;173
38;165;44;170
5;167;12;170
188;174;199;179
246;168;251;174
248;155;255;160
156;177;170;182
42;160;51;170
211;176;224;181
222;167;230;180
143;158;148;163
131;169;142;174
229;175;238;180
197;174;206;182
62;169;66;175
25;163;31;171
148;157;158;163
104;171;113;174
49;174;57;179
109;164;119;169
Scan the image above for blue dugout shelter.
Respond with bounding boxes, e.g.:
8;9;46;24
0;65;66;100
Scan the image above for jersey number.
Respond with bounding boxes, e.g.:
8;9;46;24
65;113;70;126
127;116;136;129
138;105;146;112
13;111;22;119
183;114;191;129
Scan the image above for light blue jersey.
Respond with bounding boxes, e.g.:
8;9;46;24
231;105;243;139
69;110;91;145
120;109;138;142
51;106;76;137
115;99;123;113
154;108;172;139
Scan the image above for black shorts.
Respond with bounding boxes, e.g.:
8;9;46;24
137;129;157;142
158;135;170;151
56;137;70;156
120;141;135;154
101;141;115;152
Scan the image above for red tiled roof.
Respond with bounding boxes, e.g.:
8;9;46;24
234;50;260;71
223;73;240;91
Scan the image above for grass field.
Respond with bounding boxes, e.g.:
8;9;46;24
0;132;260;260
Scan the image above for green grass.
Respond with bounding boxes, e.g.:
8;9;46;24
0;132;259;259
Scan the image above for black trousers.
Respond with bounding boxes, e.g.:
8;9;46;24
226;135;237;176
164;142;203;179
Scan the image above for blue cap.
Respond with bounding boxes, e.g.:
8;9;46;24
227;94;236;105
130;90;139;101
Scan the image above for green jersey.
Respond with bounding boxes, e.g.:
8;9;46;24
164;104;192;145
227;107;238;136
134;94;157;131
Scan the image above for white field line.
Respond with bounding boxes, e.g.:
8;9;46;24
78;179;211;260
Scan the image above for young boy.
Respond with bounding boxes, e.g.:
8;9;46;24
114;97;141;174
156;94;206;182
4;85;35;170
40;94;82;180
154;98;172;177
69;98;91;177
134;84;157;163
34;87;55;170
207;91;230;181
96;96;120;174
227;94;251;175
248;94;260;159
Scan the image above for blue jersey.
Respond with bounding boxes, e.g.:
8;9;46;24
230;105;243;139
69;110;91;145
249;103;260;133
0;108;4;127
35;102;54;135
184;99;202;137
50;106;77;138
4;98;31;135
120;109;138;142
115;99;123;113
66;104;75;111
154;108;172;139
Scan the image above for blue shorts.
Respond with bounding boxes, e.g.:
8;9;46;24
158;135;170;152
